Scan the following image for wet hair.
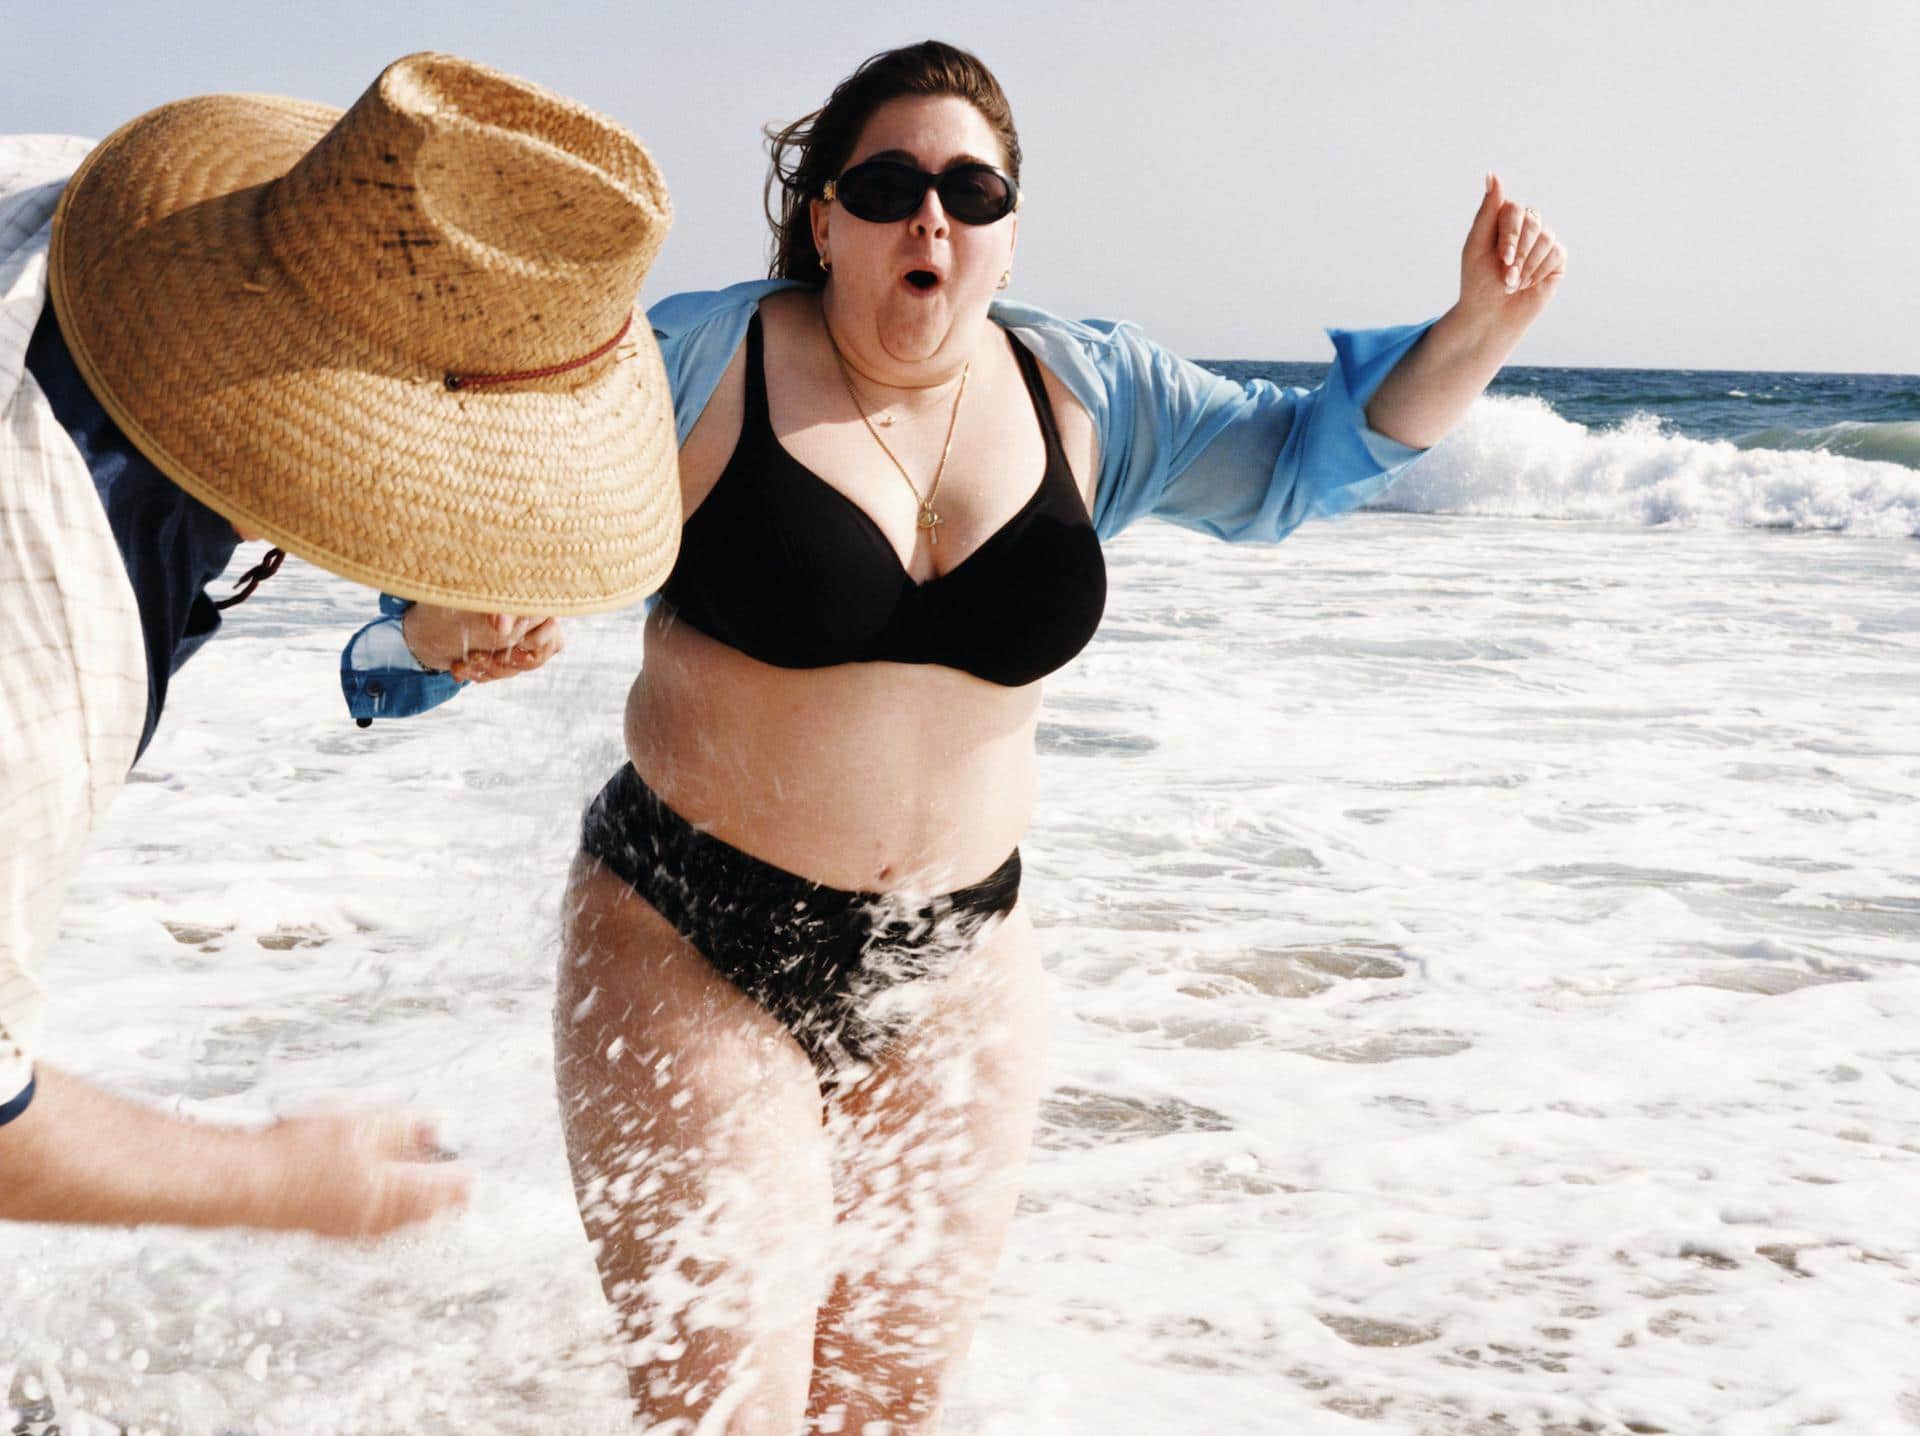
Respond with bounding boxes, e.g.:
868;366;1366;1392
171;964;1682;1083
764;40;1022;284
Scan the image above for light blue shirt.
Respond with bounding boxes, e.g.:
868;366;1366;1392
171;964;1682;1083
342;280;1434;720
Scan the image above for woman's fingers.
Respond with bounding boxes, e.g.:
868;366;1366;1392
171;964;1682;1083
1495;194;1524;267
1519;231;1563;290
1467;171;1504;255
1504;207;1543;289
515;616;566;665
448;617;565;684
1480;176;1563;295
403;605;546;670
1532;242;1569;298
1461;172;1565;319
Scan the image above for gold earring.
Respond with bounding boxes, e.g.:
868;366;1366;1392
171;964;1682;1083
997;270;1011;290
820;253;831;272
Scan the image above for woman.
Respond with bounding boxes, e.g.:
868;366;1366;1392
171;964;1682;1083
412;39;1563;1434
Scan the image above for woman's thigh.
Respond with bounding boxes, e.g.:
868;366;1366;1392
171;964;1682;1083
557;853;833;1434
808;903;1049;1430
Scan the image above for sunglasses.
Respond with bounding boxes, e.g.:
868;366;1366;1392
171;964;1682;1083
823;160;1020;226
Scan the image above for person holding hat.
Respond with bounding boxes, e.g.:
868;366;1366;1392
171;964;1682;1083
0;53;680;1236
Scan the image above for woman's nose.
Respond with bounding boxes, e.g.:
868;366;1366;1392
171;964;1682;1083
909;185;949;238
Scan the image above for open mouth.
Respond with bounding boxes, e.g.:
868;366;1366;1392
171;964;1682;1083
904;269;940;291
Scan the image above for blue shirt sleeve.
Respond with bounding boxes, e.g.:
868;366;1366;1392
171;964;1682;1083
339;595;464;726
1122;320;1433;543
648;278;807;441
997;304;1436;544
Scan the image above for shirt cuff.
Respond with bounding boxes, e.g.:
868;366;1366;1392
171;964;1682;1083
378;591;419;623
0;1072;36;1126
340;615;465;724
1325;320;1437;470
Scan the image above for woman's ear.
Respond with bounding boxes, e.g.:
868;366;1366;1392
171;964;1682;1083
810;197;831;269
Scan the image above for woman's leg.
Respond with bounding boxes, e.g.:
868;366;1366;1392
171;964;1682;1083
558;854;833;1435
806;905;1048;1434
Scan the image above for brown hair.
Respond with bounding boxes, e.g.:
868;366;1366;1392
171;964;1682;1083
765;40;1022;285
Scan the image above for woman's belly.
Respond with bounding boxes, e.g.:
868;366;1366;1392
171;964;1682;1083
622;605;1042;892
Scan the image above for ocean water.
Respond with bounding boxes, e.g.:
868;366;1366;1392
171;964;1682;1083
4;366;1918;1435
1216;360;1920;535
1216;361;1920;453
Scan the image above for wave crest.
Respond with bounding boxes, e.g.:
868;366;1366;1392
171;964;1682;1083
1371;396;1920;537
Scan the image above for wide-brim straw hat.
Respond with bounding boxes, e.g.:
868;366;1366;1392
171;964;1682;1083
50;52;680;615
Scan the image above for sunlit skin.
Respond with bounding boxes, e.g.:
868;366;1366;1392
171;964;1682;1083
404;91;1566;1436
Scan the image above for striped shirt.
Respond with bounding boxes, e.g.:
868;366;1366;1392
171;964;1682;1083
0;135;148;1116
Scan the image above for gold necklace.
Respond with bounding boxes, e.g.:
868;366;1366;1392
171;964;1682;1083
824;320;970;547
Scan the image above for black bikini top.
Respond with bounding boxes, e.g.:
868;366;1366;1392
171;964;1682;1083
660;312;1106;688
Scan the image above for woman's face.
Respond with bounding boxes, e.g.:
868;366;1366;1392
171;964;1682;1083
811;94;1018;368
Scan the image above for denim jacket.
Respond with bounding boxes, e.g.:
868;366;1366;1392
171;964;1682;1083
343;279;1433;721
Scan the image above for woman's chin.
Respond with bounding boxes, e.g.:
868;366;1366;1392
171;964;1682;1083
874;294;965;365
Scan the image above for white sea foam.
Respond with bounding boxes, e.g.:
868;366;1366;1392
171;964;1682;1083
1370;395;1920;537
5;512;1919;1434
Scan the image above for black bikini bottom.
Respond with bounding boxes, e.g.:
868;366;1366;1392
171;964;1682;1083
580;763;1021;1075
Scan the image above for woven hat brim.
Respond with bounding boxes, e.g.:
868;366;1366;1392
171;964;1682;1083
50;93;681;616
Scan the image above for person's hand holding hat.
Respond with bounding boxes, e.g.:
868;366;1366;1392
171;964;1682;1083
400;604;566;683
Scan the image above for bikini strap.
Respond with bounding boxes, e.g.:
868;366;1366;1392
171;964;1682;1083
742;309;771;426
1006;332;1068;463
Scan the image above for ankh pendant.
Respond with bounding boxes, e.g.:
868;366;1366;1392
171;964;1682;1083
918;505;943;546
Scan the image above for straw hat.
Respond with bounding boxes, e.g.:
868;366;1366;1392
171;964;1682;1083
49;52;680;615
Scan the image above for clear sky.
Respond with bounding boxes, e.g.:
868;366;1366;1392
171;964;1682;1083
7;0;1915;372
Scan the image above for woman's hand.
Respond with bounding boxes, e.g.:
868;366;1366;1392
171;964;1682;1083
1362;173;1568;449
400;604;565;683
446;617;564;684
1458;172;1567;335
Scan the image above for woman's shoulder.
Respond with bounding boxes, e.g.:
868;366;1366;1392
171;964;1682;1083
990;299;1168;427
646;279;807;340
646;280;810;442
990;298;1154;361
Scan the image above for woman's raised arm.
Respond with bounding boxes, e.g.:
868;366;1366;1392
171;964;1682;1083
1366;172;1567;449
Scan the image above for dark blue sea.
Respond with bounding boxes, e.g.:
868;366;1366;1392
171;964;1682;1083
1213;361;1920;457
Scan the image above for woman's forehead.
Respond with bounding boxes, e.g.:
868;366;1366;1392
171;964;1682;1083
849;95;1004;169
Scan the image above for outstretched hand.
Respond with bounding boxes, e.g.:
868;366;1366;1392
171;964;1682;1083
1459;172;1567;332
400;604;566;684
254;1108;470;1238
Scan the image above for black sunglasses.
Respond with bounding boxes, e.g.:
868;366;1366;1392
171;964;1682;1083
823;160;1020;226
